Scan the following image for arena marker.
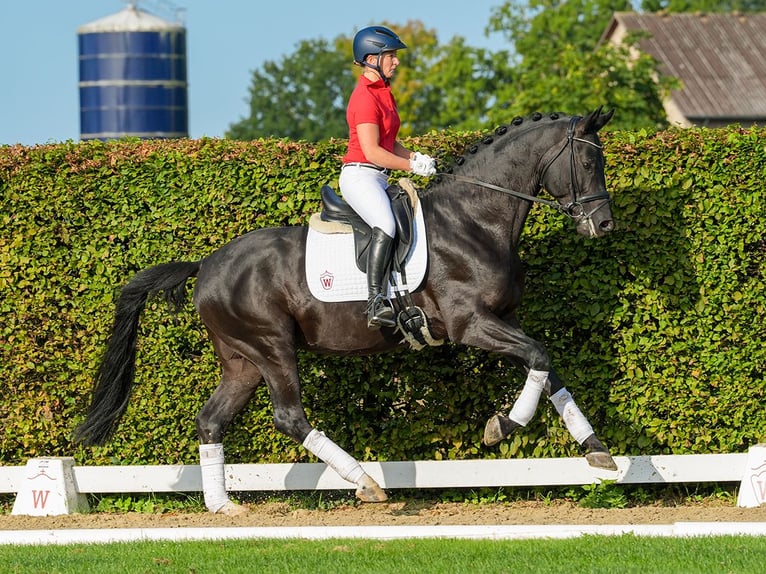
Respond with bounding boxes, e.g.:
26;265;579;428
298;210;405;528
736;444;766;508
11;457;89;516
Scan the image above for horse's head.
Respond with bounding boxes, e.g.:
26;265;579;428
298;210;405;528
539;107;615;238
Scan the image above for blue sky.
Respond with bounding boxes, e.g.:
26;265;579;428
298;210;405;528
0;0;509;146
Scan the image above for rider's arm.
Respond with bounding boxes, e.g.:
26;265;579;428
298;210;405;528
393;141;414;160
357;123;412;172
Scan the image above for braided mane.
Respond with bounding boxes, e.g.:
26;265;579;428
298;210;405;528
421;112;571;195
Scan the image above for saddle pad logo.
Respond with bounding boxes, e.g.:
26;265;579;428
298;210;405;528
320;270;334;290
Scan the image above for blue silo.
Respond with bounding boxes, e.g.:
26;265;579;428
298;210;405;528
78;3;188;140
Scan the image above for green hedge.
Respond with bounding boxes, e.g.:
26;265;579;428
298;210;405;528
1;126;764;467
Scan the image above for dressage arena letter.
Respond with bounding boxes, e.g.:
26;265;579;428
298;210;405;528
737;444;766;507
12;457;89;516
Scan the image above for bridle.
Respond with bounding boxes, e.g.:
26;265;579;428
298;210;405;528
437;116;610;221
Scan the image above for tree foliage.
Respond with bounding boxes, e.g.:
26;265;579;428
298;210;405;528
226;21;505;140
227;2;757;140
485;1;674;130
226;37;355;141
489;0;632;63
386;21;509;134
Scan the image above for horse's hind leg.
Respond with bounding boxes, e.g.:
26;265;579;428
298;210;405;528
196;342;263;516
259;350;388;503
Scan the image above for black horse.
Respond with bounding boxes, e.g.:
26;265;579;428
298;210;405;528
76;108;617;515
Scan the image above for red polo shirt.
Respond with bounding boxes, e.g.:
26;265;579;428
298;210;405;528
342;75;400;164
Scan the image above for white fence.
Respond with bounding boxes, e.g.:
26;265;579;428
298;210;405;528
0;453;752;494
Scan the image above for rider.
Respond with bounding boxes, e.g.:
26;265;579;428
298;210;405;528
339;25;437;329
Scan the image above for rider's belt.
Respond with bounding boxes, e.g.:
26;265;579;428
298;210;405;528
343;162;391;176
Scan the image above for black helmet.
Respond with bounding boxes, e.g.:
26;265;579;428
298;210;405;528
352;26;407;65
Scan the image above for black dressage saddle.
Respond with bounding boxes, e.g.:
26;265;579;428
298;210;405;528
318;183;416;273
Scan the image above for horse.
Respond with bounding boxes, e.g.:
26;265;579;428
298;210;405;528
75;108;617;515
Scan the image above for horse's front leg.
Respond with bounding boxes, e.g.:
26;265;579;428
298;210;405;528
458;313;616;470
547;369;616;470
483;367;617;471
481;367;545;448
454;312;550;444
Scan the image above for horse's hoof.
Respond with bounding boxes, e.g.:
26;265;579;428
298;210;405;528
582;434;618;471
483;414;519;446
483;415;505;446
213;500;248;517
585;451;618;471
355;474;388;502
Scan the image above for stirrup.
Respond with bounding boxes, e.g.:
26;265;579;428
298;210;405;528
365;294;395;329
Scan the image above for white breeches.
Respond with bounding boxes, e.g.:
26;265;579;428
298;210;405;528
339;164;395;237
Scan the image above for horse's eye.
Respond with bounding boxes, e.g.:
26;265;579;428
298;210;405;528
582;160;592;170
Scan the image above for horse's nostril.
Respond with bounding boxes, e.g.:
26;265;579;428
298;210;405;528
600;220;614;232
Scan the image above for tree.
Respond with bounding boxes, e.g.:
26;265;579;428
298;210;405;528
227;2;766;141
407;37;512;133
488;0;632;64
492;35;676;130
485;0;673;130
226;37;355;141
483;0;766;130
385;21;511;134
227;21;510;140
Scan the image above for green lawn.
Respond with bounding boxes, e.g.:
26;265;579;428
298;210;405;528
2;535;766;574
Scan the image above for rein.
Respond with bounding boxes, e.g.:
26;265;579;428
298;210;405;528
436;172;565;212
436;117;610;220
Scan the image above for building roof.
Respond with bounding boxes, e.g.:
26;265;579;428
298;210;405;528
78;4;184;34
601;12;766;126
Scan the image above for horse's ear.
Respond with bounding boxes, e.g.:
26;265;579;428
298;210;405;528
581;106;615;134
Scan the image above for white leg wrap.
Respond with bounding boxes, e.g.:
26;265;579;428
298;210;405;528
550;387;594;444
303;429;365;485
199;443;230;513
509;369;548;426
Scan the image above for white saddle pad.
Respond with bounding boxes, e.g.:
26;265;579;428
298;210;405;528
305;206;428;303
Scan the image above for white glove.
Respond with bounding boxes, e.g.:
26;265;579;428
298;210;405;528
409;152;436;177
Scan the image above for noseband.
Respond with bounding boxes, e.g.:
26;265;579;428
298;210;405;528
438;116;610;221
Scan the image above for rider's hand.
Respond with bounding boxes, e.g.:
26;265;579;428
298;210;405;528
409;152;436;177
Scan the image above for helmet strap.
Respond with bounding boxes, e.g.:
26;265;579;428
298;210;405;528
362;54;390;85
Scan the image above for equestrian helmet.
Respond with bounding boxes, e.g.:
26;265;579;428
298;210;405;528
352;26;407;65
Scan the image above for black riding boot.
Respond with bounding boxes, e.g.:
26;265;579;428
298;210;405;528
365;227;396;329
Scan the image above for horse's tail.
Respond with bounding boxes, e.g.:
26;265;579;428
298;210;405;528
74;260;201;446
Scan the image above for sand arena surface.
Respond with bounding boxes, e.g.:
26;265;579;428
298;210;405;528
3;499;766;531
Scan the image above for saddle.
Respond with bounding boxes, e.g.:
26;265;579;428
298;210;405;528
314;178;418;273
309;178;442;351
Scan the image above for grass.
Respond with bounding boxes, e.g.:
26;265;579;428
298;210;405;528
2;535;766;573
0;484;752;574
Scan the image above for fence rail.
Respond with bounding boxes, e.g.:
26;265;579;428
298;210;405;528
0;453;750;495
